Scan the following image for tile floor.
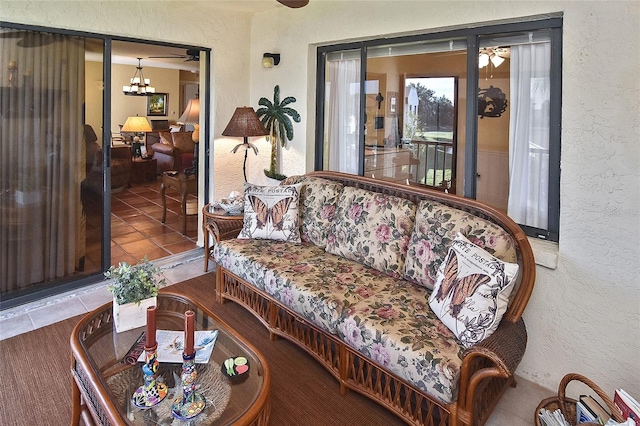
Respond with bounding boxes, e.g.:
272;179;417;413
86;178;200;269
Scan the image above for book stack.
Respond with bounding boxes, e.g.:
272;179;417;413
577;395;612;424
538;407;570;426
614;389;640;424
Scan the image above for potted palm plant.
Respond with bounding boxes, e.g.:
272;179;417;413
105;256;165;333
256;85;301;181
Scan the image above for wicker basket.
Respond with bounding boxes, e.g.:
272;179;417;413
535;373;625;426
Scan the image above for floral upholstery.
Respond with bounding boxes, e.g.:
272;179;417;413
337;280;464;404
280;175;344;247
326;187;416;278
264;251;398;333
403;200;517;290
215;236;463;403
214;239;325;290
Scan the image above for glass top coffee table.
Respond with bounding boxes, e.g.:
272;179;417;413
70;292;270;425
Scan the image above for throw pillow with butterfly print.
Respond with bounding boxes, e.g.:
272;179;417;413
428;232;520;348
238;184;302;243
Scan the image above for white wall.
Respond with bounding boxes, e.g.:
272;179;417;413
2;0;639;398
247;1;640;396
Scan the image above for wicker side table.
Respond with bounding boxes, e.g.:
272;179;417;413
535;373;625;426
202;204;244;271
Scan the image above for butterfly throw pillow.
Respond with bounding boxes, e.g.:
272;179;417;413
428;232;519;348
238;184;301;243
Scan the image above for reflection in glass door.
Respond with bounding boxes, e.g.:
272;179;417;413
0;27;104;304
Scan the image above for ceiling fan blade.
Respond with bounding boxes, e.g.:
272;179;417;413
277;0;309;8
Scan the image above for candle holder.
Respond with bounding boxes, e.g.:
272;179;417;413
132;344;168;408
171;352;206;420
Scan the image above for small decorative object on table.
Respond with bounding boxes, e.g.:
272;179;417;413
131;306;168;408
535;373;625;426
221;356;251;383
171;310;206;420
212;190;244;215
105;256;165;333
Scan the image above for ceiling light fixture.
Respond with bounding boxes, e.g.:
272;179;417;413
123;58;155;96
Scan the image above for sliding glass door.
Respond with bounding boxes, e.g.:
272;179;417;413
316;18;561;241
1;27;104;302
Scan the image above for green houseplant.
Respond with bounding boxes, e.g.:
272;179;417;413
256;85;301;180
105;256;165;332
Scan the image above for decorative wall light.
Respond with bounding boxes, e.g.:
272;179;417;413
123;58;155;96
262;53;281;68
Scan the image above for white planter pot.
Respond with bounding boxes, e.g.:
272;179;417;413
112;296;157;333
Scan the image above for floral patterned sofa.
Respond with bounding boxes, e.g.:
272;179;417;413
213;171;535;426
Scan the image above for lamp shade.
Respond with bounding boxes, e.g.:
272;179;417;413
222;107;268;138
178;98;200;124
121;116;152;133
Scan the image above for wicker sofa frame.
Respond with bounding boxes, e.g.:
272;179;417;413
213;171;536;426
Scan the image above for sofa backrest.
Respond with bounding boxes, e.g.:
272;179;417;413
300;171;535;324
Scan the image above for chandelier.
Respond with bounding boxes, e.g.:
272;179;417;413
122;58;155;96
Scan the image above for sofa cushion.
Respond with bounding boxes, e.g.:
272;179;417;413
238;184;301;243
428;233;519;348
264;250;397;333
326;187;416;278
171;131;195;152
403;200;517;290
214;239;326;291
299;177;344;247
337;279;464;404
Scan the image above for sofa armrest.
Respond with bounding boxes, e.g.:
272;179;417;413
151;143;179;156
456;318;527;411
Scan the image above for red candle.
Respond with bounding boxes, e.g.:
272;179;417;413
184;310;195;356
146;306;157;349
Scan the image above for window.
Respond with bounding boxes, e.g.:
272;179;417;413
315;17;561;241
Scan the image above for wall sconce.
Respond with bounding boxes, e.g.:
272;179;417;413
262;53;281;68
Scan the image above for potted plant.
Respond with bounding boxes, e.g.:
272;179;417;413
105;256;165;333
256;85;301;181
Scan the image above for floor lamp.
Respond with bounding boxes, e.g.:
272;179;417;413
178;96;200;177
222;107;268;182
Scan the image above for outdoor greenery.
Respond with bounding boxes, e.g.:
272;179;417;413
256;85;301;180
105;256;165;305
406;82;454;139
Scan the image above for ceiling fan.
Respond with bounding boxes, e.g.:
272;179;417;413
148;49;200;62
478;47;510;68
277;0;309;8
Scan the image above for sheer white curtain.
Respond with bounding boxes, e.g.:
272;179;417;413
508;42;551;229
0;31;85;293
327;58;360;174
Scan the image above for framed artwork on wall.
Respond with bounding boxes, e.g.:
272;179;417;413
147;93;168;116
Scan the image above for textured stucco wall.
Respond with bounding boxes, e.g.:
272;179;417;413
248;1;640;395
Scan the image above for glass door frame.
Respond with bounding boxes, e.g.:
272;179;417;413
0;21;212;309
315;15;562;242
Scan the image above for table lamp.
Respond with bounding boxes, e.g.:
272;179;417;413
121;116;152;158
222;107;268;182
